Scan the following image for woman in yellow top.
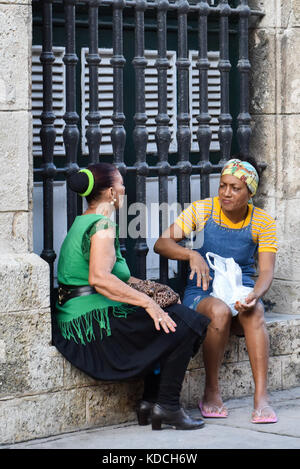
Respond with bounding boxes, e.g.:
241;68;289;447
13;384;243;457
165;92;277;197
154;157;278;424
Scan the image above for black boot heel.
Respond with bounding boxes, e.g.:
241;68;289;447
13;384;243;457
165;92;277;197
137;409;150;426
136;400;153;426
151;415;162;430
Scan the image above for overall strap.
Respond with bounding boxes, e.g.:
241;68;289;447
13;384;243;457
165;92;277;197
249;203;255;223
209;197;215;219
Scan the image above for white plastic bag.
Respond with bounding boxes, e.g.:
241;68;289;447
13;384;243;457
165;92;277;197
205;252;253;316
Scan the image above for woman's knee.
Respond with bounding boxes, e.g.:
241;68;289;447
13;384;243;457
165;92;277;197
197;299;231;329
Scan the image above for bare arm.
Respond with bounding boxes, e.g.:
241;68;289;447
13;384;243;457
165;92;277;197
88;227;176;333
235;251;276;312
154;223;191;261
127;276;141;284
154;223;211;290
253;251;276;299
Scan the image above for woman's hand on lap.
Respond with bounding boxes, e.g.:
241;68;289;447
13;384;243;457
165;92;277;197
235;291;258;313
144;299;177;334
188;251;212;290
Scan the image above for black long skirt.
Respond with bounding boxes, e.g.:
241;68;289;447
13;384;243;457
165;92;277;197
51;302;210;381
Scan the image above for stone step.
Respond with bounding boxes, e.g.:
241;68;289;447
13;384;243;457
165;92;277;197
1;312;299;444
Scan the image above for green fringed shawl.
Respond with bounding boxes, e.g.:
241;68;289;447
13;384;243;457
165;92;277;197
55;214;135;345
56;304;136;345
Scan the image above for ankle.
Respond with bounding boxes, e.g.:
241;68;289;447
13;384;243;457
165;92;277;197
203;386;222;400
254;392;269;409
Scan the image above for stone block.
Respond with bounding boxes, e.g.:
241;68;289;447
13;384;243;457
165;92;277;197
86;381;143;427
282;354;300;388
188;335;239;372
62;358;99;389
249;115;279;198
188;349;204;370
185;369;205;408
0;383;143;444
0;309;64;398
244;195;297;301
265;278;300;315
220;356;281;400
237;337;248;362
273;238;300;282
249;29;276;115
0;212;30;254
255;204;284;253
278;115;300;199
248;1;278;29
0;1;31;4
268;318;300;356
279;28;300;114
219;361;255;400
224;335;240;363
279;0;300;29
0;4;31;111
0;111;31;212
252;115;300;213
249;0;300;29
0;389;87;444
266;356;283;390
253;196;300;286
273;197;300;246
61;350;143;395
0;253;50;312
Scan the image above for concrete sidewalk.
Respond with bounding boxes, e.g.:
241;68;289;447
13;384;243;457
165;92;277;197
3;386;300;450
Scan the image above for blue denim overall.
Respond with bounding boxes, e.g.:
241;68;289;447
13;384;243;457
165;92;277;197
182;199;258;313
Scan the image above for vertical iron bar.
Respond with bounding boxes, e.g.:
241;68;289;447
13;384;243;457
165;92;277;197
111;0;127;257
111;0;126;173
132;0;149;279
63;0;79;229
176;0;192;206
196;0;212;199
86;0;102;164
237;0;251;158
40;0;57;305
218;0;233;164
176;0;191;294
155;0;171;284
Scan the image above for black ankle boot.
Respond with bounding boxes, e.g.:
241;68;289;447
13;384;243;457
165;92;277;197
136;400;154;426
151;404;205;430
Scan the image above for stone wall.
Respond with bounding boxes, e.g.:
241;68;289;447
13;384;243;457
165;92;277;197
0;0;50;444
0;2;143;445
249;0;300;314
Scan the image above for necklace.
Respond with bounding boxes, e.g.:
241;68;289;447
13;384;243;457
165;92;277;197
219;205;249;229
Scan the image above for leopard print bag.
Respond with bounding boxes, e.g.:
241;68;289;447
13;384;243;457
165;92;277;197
127;279;180;309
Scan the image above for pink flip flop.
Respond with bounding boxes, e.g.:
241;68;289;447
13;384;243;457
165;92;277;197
199;401;228;418
251;406;278;424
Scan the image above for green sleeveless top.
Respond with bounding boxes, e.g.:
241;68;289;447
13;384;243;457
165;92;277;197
55;214;135;345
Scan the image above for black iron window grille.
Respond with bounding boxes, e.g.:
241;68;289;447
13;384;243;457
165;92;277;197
32;0;264;303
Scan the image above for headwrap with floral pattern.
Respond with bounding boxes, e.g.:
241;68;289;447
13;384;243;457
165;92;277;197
221;159;259;196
